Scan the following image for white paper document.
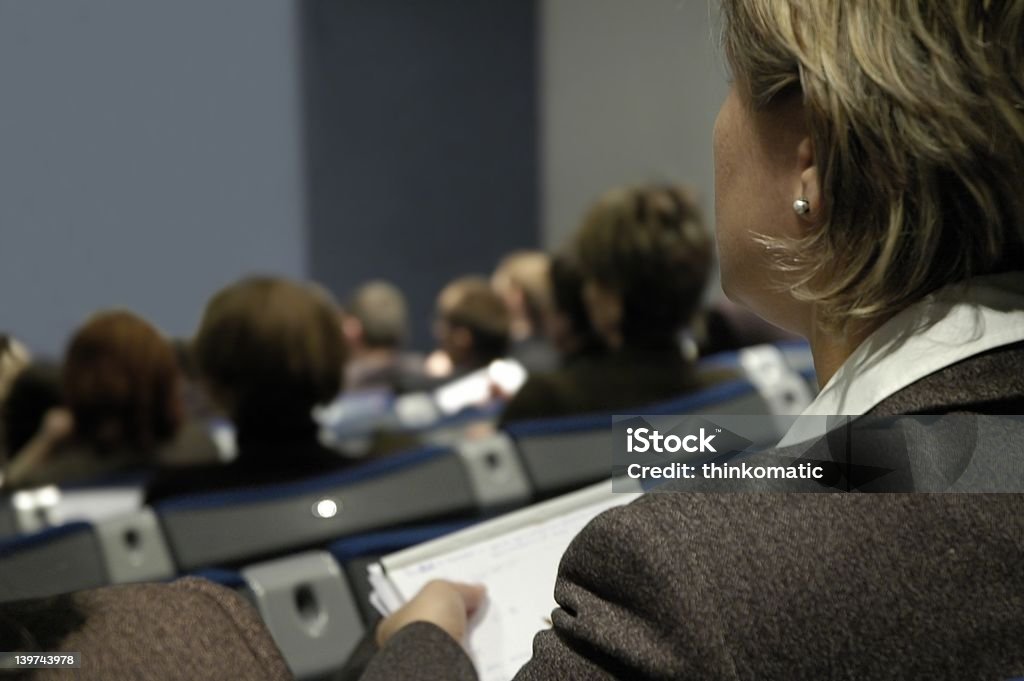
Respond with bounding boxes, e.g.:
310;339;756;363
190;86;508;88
369;481;642;681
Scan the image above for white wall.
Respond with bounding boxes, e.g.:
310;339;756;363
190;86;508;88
539;0;728;249
0;0;307;355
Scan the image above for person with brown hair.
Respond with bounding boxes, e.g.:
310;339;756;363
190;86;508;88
145;276;350;503
3;311;183;489
430;276;511;381
340;280;426;393
502;184;730;423
351;1;1024;678
491;251;559;373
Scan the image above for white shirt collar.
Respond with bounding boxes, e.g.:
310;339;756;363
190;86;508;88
778;271;1024;446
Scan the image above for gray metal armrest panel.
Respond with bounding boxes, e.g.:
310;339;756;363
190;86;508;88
95;509;175;584
242;551;364;680
456;433;532;509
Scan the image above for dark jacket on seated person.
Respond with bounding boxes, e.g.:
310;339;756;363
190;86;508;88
355;342;1024;681
145;418;348;504
501;344;735;425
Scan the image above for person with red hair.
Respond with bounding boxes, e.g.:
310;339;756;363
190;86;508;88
3;310;183;489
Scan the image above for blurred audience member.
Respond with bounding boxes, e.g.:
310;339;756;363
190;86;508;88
146;276;349;503
158;338;230;469
417;277;511;391
171;338;220;420
492;251;559;373
1;361;62;464
340;280;425;393
501;252;607;423
3;311;183;489
503;184;732;423
543;251;605;362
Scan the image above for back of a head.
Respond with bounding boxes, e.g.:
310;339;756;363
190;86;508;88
346;280;409;350
64;311;181;454
492;251;553;329
721;0;1024;329
548;250;600;353
439;276;511;366
574;184;712;347
194;276;345;432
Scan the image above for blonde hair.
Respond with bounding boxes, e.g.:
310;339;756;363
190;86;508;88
722;0;1024;329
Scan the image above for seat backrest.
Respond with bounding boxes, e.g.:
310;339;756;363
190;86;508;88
94;508;175;584
0;522;107;601
507;377;778;498
155;446;479;571
240;550;364;681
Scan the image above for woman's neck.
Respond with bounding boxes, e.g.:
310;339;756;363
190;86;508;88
808;310;889;387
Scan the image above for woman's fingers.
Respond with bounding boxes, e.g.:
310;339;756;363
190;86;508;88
376;580;488;647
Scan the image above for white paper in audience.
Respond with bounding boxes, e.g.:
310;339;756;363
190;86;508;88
372;482;641;681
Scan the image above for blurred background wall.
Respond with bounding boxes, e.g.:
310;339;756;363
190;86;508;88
0;0;726;355
301;0;539;351
0;0;307;355
539;0;727;248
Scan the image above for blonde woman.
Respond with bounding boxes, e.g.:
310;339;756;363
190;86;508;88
356;1;1024;678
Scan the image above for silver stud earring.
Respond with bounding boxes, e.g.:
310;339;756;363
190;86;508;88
793;198;811;216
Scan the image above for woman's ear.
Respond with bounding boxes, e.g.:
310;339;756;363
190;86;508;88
796;137;821;228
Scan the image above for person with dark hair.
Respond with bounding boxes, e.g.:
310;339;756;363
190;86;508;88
145;276;350;503
543;251;604;363
340;280;426;393
491;251;559;373
433;276;510;380
3;311;183;489
499;251;605;423
501;184;732;423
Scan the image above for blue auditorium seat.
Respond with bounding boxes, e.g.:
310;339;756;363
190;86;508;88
155;441;531;571
505;368;795;498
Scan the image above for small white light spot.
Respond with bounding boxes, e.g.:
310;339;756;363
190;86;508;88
314;499;338;519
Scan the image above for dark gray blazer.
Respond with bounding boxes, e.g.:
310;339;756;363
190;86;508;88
358;342;1024;680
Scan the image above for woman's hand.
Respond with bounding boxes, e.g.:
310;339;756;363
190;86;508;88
376;580;486;648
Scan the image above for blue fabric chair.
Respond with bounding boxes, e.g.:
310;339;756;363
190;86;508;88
155;441;530;571
505;374;783;498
